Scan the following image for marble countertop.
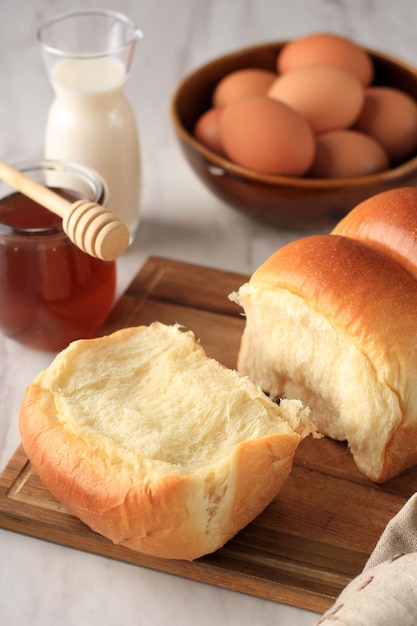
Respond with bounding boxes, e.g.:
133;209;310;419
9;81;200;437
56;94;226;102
1;1;417;624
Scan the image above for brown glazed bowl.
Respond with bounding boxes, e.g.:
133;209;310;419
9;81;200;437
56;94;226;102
170;41;417;230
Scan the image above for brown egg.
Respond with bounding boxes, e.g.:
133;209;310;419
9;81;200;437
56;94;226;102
219;95;315;176
268;64;364;134
194;107;226;156
212;68;277;107
278;32;374;86
308;130;389;178
353;87;417;164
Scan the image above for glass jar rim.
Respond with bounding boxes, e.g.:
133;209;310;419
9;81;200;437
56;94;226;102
37;8;143;60
0;159;109;240
0;221;65;240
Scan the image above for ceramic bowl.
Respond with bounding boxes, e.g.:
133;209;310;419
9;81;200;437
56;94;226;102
170;41;417;229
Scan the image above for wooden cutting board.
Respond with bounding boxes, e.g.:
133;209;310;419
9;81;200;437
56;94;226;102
1;255;416;614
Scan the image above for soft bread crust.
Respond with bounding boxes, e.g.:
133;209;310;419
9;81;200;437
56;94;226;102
235;234;417;483
333;187;417;280
19;322;309;560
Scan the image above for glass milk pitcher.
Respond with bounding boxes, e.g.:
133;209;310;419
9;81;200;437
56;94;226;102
37;9;143;242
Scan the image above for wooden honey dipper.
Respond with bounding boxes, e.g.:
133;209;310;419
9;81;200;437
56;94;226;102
0;159;130;261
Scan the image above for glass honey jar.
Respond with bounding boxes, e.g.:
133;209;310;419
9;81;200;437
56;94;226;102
0;160;116;351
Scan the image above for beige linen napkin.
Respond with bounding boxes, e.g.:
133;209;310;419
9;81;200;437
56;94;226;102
315;492;417;625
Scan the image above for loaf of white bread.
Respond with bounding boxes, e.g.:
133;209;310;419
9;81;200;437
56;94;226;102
233;187;417;483
19;322;312;560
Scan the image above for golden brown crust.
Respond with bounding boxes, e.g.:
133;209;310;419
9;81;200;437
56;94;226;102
382;419;417;484
19;323;304;560
251;234;417;355
332;187;417;281
242;234;417;482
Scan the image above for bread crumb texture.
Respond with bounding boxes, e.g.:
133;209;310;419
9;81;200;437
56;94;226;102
19;322;311;560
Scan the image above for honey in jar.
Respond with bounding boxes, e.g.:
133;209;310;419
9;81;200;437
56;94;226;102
0;161;116;351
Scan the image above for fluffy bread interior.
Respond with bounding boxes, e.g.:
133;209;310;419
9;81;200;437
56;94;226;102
19;322;311;560
234;284;401;481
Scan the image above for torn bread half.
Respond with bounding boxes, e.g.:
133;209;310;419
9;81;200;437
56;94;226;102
232;233;417;483
19;322;311;560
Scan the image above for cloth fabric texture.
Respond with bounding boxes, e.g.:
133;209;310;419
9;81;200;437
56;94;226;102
315;492;417;625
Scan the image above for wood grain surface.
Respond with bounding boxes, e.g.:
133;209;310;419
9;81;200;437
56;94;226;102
1;255;416;614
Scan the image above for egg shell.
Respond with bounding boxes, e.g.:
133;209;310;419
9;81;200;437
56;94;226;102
194;107;226;156
268;64;364;134
212;68;277;108
308;130;389;178
219;95;315;176
278;32;374;86
353;86;417;164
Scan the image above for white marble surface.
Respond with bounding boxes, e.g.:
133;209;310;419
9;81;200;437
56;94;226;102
1;1;417;624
